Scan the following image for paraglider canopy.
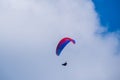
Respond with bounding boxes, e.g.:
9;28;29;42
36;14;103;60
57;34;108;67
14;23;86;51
56;37;75;56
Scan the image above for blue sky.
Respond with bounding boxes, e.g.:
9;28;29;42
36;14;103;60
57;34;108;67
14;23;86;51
0;0;120;80
93;0;120;32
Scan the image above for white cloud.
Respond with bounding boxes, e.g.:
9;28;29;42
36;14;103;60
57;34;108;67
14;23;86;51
0;0;120;80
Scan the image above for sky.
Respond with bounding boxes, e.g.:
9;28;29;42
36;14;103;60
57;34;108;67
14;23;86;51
93;0;120;32
0;0;120;80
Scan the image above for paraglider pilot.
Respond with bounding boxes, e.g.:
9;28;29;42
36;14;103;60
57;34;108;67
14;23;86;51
62;62;67;66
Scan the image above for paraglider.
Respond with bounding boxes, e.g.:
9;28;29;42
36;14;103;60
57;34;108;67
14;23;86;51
56;37;75;66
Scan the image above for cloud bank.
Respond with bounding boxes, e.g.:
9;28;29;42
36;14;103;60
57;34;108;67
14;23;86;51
0;0;120;80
